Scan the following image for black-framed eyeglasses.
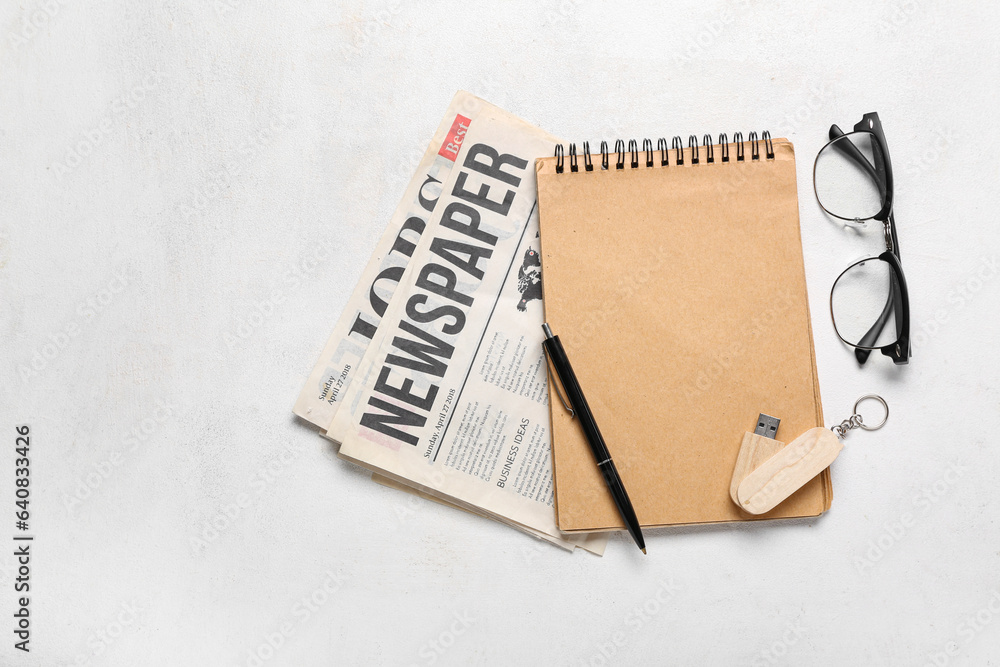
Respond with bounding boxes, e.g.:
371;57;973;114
812;112;910;365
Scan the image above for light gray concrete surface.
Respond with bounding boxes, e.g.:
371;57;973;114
2;1;998;665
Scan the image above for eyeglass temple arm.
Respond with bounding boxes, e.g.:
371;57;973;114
857;114;892;205
828;124;888;197
853;262;904;364
853;282;892;364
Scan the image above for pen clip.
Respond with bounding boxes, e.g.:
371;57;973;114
542;344;575;418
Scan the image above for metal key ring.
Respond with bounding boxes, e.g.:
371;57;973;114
853;394;889;431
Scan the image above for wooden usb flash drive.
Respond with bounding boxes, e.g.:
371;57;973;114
730;414;843;515
729;414;784;506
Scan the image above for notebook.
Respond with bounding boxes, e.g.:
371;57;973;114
535;133;831;531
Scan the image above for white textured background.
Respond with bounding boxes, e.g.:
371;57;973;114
2;1;999;665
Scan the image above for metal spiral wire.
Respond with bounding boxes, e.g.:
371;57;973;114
553;131;774;170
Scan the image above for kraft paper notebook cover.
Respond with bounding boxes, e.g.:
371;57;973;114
535;134;831;531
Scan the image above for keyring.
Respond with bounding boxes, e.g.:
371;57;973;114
854;394;889;431
732;392;893;513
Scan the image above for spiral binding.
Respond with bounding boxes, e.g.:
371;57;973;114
554;131;773;173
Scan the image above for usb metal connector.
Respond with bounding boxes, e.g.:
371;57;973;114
754;413;781;439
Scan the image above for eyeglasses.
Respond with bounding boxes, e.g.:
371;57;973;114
812;112;910;365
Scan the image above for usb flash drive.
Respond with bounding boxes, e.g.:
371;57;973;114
729;413;786;507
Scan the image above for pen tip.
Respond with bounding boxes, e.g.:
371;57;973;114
641;548;647;555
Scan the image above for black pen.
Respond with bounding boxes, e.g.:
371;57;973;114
541;323;646;554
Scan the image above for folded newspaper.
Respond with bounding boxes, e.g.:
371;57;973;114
295;91;606;554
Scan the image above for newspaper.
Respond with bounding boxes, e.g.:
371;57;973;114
325;96;606;554
294;92;491;430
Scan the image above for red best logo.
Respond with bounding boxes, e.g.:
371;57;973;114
437;114;472;161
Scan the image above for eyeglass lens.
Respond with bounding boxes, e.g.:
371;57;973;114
814;132;887;222
831;257;898;349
